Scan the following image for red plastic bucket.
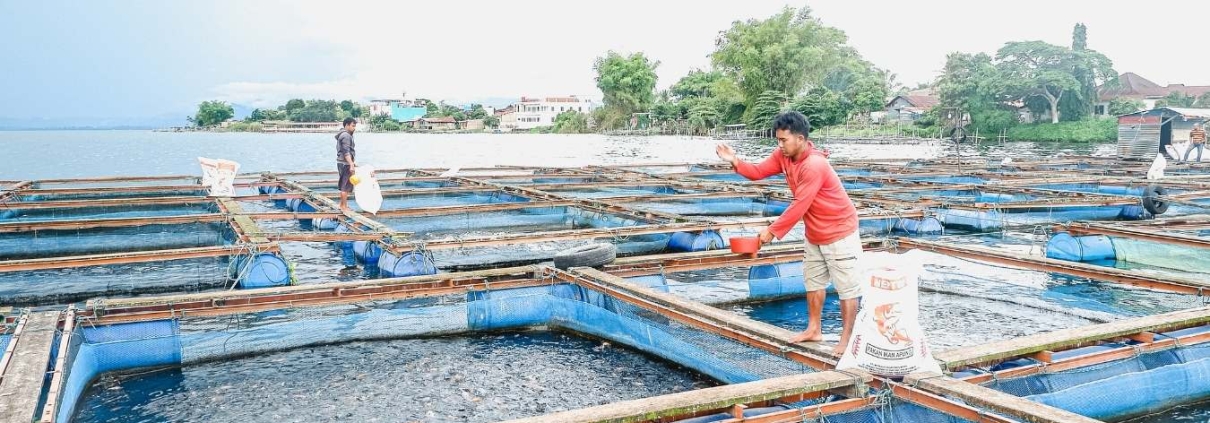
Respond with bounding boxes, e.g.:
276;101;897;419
729;236;761;254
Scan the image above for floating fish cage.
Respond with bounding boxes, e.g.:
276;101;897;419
2;157;1210;422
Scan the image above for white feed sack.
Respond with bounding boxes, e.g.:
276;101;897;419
198;157;240;197
836;263;943;377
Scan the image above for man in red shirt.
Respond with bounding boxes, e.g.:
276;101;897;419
715;111;862;356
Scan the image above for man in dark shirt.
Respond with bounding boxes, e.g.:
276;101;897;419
336;117;357;211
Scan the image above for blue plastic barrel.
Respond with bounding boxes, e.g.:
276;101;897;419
271;187;288;208
748;262;806;299
313;218;339;231
296;201;317;230
667;230;725;252
353;241;383;266
233;253;292;288
935;208;1003;231
762;200;790;217
895;217;944;235
1046;233;1116;262
378;251;439;277
333;225;355;267
625;274;670;293
1118;205;1149;220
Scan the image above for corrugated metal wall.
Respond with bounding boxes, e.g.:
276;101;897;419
1118;124;1161;160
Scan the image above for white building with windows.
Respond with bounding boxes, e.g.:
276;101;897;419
510;96;598;130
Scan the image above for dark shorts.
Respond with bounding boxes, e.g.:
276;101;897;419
338;164;354;193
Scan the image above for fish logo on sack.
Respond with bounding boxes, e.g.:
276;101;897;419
874;303;912;345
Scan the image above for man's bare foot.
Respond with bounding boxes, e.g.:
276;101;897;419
831;342;849;357
339;205;350;212
789;330;823;343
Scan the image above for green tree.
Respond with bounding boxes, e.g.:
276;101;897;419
289;99;342;122
937;52;1017;134
193;100;234;127
1059;23;1116;121
552;111;589;134
670;70;724;100
711;6;855;110
467;104;488;120
1155;91;1197;108
651;100;683;126
426;102;468;121
246;108;285;122
1107;97;1145;115
378;120;401;131
710;76;747;125
997;41;1081;123
339;100;364;118
687;100;722;134
284;99;305;113
370;114;401;131
847;76;888;114
790;88;845;127
746;90;789;129
594;51;659;128
1072;23;1087;51
484;115;500;128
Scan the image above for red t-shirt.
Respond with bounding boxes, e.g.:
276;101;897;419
733;145;858;245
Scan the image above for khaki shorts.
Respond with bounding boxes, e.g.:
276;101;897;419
803;230;863;300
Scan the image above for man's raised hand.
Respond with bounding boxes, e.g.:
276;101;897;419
715;143;737;164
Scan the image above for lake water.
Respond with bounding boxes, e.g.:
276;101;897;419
0;130;1117;180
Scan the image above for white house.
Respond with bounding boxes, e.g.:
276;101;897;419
510;96;599;130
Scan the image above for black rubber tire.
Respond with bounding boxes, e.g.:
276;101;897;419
950;127;967;143
553;243;617;270
1143;184;1169;215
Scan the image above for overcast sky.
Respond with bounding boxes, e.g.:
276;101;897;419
3;0;1209;122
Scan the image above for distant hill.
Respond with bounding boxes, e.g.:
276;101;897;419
232;103;254;120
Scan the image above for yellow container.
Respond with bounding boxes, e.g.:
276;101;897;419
349;174;361;186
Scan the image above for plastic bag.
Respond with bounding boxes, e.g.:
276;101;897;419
352;164;383;214
1146;153;1166;180
198;157;240;197
836;264;942;377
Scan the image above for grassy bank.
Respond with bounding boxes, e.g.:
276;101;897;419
1006;118;1116;142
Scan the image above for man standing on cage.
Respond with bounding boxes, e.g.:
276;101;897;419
1184;123;1205;163
715;111;863;356
336;117;358;211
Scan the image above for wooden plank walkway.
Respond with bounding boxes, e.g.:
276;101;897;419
504;371;869;423
936;306;1210;369
897;238;1210;294
0;312;57;423
903;374;1102;423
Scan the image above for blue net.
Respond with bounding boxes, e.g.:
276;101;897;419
326;191;529;212
0;203;218;222
0;222;232;260
18;188;209;202
624;197;768;217
379;206;583;238
547;185;690;199
692;173;786;183
0;257;231;305
984;328;1210;421
58;281;818;421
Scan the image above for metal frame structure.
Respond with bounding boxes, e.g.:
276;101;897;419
6;246;1207;423
3;157;1210;422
